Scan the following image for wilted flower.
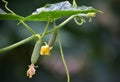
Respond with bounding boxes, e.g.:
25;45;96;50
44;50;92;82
27;64;36;78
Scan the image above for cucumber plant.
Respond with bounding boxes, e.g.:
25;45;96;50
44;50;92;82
0;0;102;82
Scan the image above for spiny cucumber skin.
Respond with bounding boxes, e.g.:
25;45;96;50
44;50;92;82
48;32;57;47
31;40;41;64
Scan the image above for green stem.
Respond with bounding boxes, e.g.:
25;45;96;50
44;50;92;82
0;35;36;53
58;33;70;82
73;0;77;7
55;15;75;29
74;17;86;25
41;21;50;38
42;15;75;35
0;15;75;54
2;0;15;14
2;0;36;35
19;20;36;35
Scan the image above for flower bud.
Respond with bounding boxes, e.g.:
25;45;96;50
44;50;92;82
87;12;96;17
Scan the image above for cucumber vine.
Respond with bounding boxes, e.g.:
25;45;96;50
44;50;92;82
0;0;102;82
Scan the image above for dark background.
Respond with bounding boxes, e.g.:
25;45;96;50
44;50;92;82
0;0;120;82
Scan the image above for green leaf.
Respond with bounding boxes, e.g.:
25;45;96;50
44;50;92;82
24;1;100;21
0;14;23;20
0;8;23;20
24;10;80;21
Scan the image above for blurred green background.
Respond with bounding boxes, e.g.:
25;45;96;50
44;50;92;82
0;0;120;82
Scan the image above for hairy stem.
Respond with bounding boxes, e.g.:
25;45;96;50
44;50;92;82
0;35;36;53
0;15;75;53
73;0;77;7
2;0;15;14
58;33;70;82
55;15;75;29
43;15;75;35
41;21;50;38
19;20;36;35
2;0;36;35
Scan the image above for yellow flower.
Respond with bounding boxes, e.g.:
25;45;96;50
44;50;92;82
27;64;36;78
40;45;52;55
